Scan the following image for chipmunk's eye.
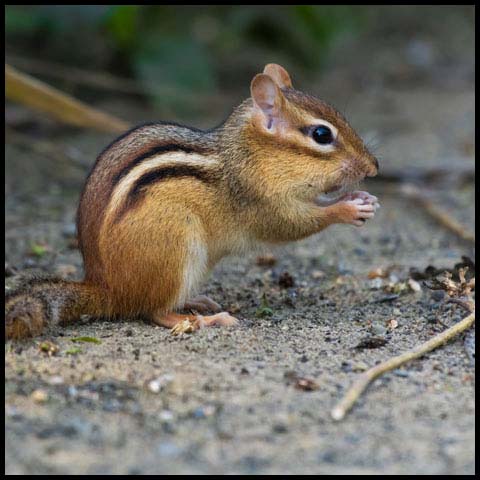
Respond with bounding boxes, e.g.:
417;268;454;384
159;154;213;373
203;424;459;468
312;125;334;145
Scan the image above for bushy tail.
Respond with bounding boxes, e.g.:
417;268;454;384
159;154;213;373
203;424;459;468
5;273;106;340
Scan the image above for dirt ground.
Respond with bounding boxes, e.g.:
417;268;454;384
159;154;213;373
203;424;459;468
5;7;475;475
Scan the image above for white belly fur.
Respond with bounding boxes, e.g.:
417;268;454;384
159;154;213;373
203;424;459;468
175;235;208;309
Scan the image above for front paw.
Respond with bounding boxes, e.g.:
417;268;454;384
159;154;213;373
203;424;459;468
341;191;379;209
337;198;377;227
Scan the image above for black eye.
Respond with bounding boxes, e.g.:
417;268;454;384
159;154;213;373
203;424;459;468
312;125;334;145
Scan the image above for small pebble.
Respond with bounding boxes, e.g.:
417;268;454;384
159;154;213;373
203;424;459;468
192;405;216;418
430;290;445;302
272;423;288;434
159;410;175;422
278;271;295;288
31;389;49;403
147;374;174;394
369;278;383;290
389;273;400;283
341;361;352;372
47;375;64;385
408;278;422;292
68;386;78;398
371;323;387;336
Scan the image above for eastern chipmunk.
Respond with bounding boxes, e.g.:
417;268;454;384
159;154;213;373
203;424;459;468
5;64;379;339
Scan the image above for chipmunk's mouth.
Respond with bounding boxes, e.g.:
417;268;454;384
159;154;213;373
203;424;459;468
314;182;357;206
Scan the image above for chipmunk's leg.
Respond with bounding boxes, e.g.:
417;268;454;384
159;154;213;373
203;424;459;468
184;295;222;313
152;311;238;333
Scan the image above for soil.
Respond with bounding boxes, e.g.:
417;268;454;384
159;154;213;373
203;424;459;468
5;7;475;475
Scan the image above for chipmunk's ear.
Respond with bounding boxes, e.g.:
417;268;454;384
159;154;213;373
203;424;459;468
250;73;286;132
263;63;293;89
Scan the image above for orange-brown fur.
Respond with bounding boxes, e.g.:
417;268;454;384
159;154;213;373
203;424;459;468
5;63;379;339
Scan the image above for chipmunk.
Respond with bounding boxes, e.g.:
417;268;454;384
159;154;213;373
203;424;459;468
5;64;379;340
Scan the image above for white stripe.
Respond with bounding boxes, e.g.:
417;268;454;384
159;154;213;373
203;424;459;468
107;151;219;218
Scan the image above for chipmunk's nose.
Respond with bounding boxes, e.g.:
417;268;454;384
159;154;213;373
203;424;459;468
366;156;379;177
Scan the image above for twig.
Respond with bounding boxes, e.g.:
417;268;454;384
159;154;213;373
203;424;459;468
331;310;475;421
398;184;475;244
5;64;131;133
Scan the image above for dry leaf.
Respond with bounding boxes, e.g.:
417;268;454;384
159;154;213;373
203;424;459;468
368;268;387;279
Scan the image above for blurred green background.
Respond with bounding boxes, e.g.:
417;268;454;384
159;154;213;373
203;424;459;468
5;5;474;124
5;5;368;115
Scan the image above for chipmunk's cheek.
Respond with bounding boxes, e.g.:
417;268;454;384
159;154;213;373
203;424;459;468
341;156;372;184
324;184;342;195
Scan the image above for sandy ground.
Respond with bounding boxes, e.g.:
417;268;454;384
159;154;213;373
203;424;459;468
5;7;475;475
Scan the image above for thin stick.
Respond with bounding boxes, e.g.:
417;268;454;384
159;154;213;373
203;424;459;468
5;64;131;133
331;311;475;421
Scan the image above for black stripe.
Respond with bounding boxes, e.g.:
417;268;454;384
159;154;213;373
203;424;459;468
131;165;214;197
114;165;216;223
112;144;200;186
84;121;206;189
97;121;204;164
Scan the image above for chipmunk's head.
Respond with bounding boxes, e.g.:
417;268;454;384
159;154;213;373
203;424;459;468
248;64;378;204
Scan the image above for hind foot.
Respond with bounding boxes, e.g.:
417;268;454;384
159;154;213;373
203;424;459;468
152;311;238;336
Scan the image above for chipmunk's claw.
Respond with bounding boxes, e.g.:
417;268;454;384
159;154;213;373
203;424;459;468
171;318;197;336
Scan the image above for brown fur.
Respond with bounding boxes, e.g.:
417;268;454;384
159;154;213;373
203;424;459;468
6;63;378;340
5;276;106;339
77;123;217;285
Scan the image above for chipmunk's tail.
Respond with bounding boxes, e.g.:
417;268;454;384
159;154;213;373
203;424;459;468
5;273;107;340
